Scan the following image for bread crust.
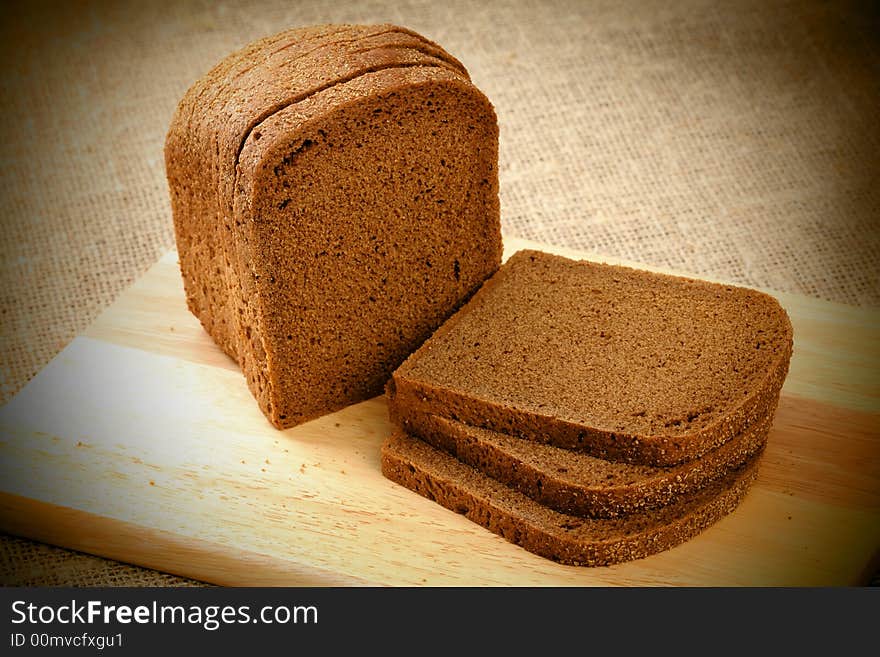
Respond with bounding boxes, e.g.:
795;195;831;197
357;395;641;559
381;430;761;567
165;26;502;427
224;54;474;423
167;25;356;358
237;67;500;425
390;250;793;465
389;403;774;518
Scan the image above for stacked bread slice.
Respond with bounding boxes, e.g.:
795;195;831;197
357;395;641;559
382;250;793;566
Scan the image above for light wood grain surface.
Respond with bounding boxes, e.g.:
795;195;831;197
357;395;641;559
0;237;878;585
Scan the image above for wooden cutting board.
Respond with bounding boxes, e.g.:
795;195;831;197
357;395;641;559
1;237;878;586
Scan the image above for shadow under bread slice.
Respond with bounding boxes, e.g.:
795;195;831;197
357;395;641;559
389;249;793;467
389;404;774;518
381;431;762;567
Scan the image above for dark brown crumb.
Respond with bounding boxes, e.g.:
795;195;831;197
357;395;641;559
390;250;792;466
381;430;761;567
389;403;775;518
165;25;501;429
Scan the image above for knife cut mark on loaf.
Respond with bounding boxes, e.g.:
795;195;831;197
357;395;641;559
232;58;462;172
228;28;474;168
191;25;461;136
266;25;469;74
183;26;354;157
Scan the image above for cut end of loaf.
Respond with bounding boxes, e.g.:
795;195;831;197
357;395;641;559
242;68;501;428
165;26;502;429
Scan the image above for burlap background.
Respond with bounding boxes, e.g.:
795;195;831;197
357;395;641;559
0;0;877;586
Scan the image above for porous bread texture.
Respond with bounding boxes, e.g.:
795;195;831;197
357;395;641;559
165;25;502;427
236;67;499;425
389;250;793;466
169;25;469;363
388;403;774;518
381;430;761;567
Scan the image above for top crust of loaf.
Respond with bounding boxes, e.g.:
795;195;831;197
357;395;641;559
390;250;793;465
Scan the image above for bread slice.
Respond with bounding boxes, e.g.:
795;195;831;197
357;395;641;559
389;405;773;517
166;26;502;428
389;250;792;465
381;431;761;566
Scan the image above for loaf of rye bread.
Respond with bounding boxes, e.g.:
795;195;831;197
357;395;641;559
389;405;774;518
165;25;502;428
381;430;761;566
389;250;793;466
